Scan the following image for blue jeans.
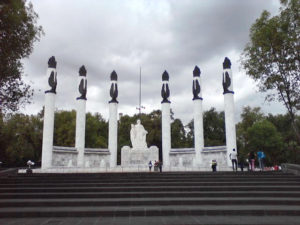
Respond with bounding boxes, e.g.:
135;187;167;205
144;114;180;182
258;158;264;171
232;159;237;171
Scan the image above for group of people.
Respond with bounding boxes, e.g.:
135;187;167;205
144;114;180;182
148;160;162;172
148;149;266;173
248;150;265;171
212;148;266;172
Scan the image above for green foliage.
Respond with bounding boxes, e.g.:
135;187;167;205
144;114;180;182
185;119;194;148
54;110;76;147
239;106;264;131
266;113;300;163
241;0;300;141
1;113;43;166
203;108;225;146
0;0;43;113
236;106;265;159
1;107;299;167
118;110;163;163
53;110;108;148
247;120;284;164
237;106;300;165
185;108;226;147
85;112;108;148
171;118;187;148
117;110;189;163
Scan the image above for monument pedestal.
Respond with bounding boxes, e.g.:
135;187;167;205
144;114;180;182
121;146;159;167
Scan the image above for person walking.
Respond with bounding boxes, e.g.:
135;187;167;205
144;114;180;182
158;160;162;173
257;150;265;171
148;160;152;172
211;160;217;172
229;148;238;171
238;155;245;172
248;151;256;171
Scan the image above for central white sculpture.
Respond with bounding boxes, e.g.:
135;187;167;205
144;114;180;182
130;119;148;149
121;119;159;167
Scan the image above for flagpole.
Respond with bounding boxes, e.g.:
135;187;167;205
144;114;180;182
139;66;141;115
136;66;145;116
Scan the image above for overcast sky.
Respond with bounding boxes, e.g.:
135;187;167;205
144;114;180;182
22;0;286;124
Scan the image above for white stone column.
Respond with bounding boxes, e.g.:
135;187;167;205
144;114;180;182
41;92;55;169
194;99;204;166
161;71;171;168
75;66;87;168
192;66;204;167
41;56;57;170
75;99;86;167
109;102;118;167
108;71;119;168
222;57;237;167
224;94;236;166
162;102;171;167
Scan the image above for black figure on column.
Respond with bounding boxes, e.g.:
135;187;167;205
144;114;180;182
45;56;57;94
77;66;87;100
109;70;118;103
192;66;202;100
222;57;234;94
161;70;170;103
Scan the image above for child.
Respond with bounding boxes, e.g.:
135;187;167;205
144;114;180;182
211;160;217;172
148;161;152;172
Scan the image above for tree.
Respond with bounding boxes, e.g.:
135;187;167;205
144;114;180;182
247;120;284;164
118;110;163;163
171;118;187;148
0;0;43;113
54;110;76;147
186;108;226;147
236;106;265;158
2;113;43;166
85;112;108;148
241;0;300;142
203;108;226;146
266;113;300;163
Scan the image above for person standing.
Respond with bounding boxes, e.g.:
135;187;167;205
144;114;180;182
148;160;152;172
158;160;162;173
257;150;265;171
211;160;217;172
248;151;256;171
238;155;245;172
229;148;238;171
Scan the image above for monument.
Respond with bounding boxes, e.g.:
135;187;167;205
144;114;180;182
130;119;148;150
109;71;119;168
222;57;237;167
37;55;237;172
41;56;57;169
121;120;159;167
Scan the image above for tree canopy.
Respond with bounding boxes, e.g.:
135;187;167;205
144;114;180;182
0;107;299;167
241;0;300;142
0;0;43;113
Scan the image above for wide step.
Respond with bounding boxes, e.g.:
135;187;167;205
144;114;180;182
0;171;299;225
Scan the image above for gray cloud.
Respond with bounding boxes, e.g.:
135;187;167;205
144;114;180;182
22;0;284;124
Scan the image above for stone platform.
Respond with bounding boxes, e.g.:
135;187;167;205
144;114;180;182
19;165;233;174
121;146;159;167
1;171;300;224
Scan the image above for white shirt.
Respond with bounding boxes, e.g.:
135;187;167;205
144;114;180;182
230;151;237;160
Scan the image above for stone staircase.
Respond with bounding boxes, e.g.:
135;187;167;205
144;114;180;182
0;171;300;224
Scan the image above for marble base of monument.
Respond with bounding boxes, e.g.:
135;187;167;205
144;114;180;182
30;145;230;173
201;146;228;169
51;146;110;168
169;146;228;171
121;146;159;167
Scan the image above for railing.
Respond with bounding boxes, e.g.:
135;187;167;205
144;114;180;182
202;146;227;152
18;164;233;173
281;163;300;176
